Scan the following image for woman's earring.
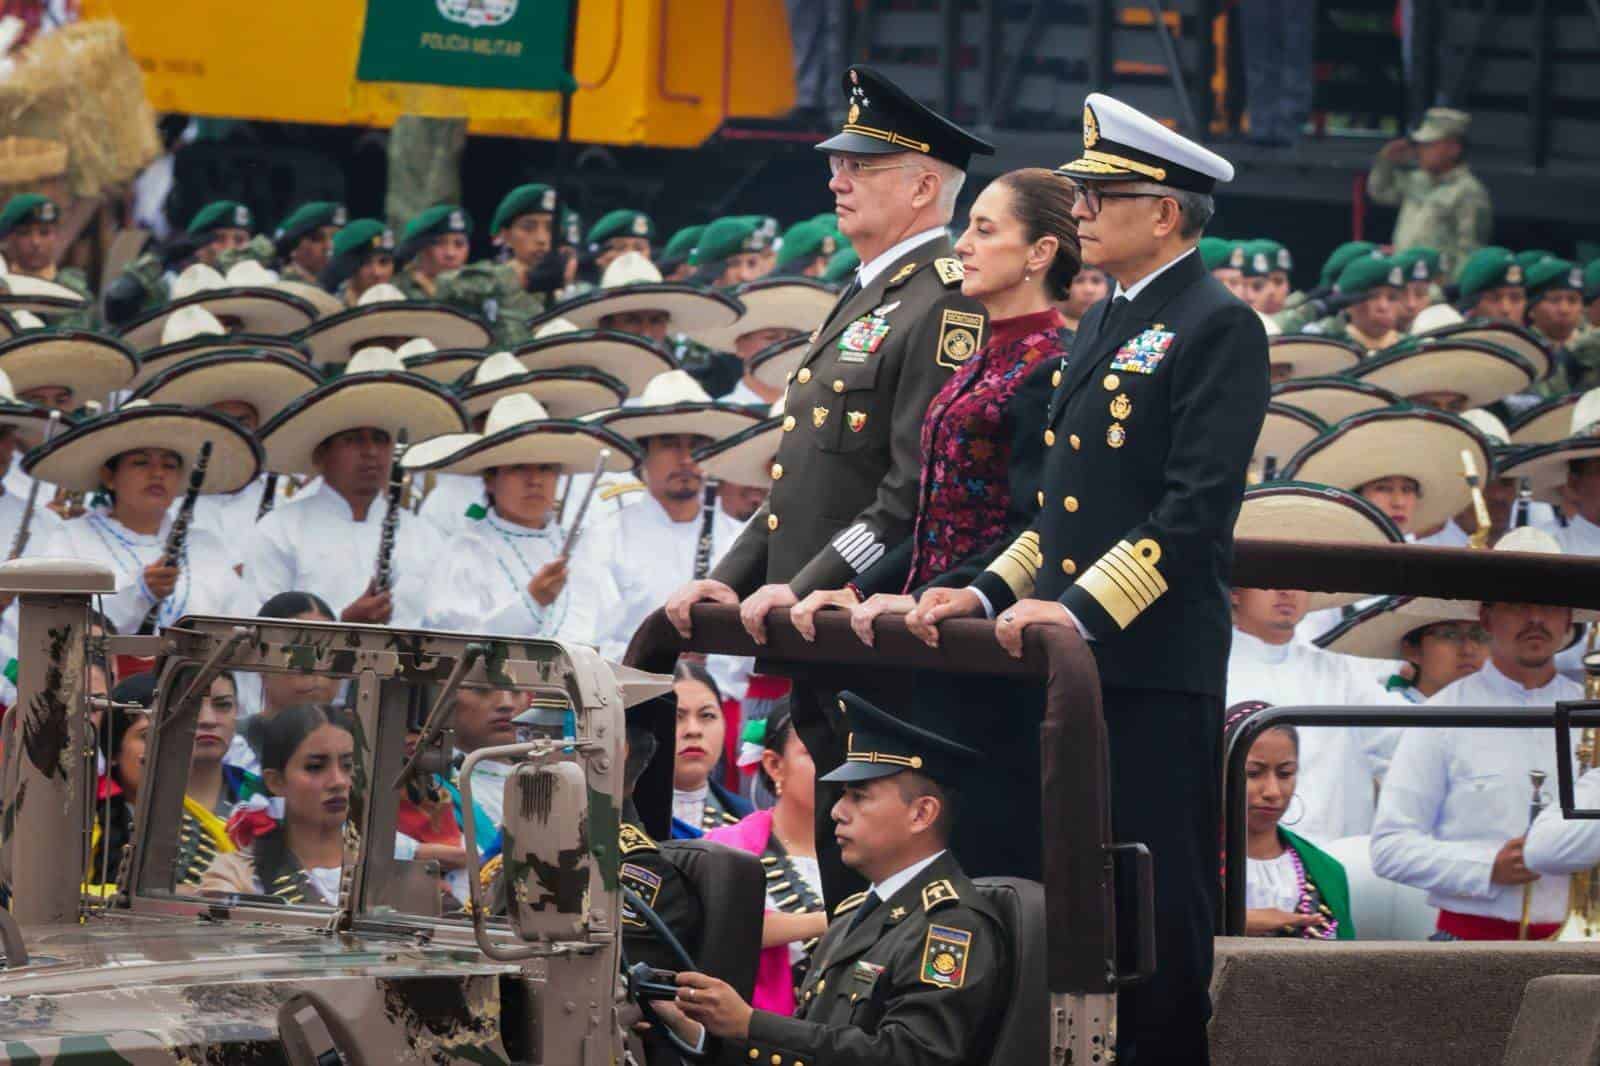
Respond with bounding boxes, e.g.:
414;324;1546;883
1025;272;1032;282
774;779;784;797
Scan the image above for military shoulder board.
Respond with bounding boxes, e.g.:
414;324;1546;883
619;822;658;855
921;878;960;912
934;258;964;286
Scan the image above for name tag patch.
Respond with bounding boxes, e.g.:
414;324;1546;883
920;924;973;988
619;862;661;928
1109;329;1175;373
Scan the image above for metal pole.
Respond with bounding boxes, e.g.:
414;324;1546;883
1147;0;1200;136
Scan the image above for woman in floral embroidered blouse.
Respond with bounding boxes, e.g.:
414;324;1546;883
791;168;1081;638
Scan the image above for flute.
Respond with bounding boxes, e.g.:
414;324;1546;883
558;448;611;558
8;409;62;560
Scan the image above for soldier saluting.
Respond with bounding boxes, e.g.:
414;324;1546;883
666;65;992;640
913;95;1268;1065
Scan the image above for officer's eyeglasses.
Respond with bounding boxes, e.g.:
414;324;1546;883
827;156;918;179
1067;183;1168;217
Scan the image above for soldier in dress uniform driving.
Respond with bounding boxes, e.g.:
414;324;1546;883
668;691;1009;1066
912;94;1268;1065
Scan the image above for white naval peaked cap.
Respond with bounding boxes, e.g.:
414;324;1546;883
472;350;525;386
484;391;553;433
160;304;226;344
535;316;579;339
1460;408;1510;447
357;282;407;306
600;250;664;289
224;260;280;286
171;262;226;300
346;346;408;374
396;337;437;359
1572;388;1600;438
1058;93;1234;192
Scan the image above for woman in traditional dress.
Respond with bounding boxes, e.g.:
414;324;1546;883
670;659;752;837
174;671;251;887
200;703;355;906
706;708;827;1014
1228;702;1356;940
27;402;261;635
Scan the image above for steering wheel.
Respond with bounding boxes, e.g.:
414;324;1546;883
620;885;714;1062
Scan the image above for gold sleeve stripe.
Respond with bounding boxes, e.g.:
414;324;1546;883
984;530;1042;600
1076;538;1168;629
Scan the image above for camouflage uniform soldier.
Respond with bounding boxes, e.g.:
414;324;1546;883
1304;255;1406;351
586;209;656;273
774;219;840;278
394;204;471;300
1198;236;1247;301
657;224;706;282
273;202;348;286
385;114;468;231
1526;257;1600;398
0;194;94;327
323;220;397;308
1391;246;1443;333
434;184;567;346
690;217;774;288
1368;108;1493;276
1239;238;1294;315
1456;247;1527;326
104;200;255;324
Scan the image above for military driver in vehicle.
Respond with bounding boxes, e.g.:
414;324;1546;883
663;691;1011;1066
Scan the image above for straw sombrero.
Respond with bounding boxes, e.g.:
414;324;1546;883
293;283;491;369
1509;392;1581;446
1269;336;1364;381
1254;403;1327;475
0;310;19;341
1280;406;1493;533
591;369;767;442
692;402;784;487
538;252;742;339
382;338;483;385
512;318;676;396
117;263;317;349
0;367;62;445
402;392;639;477
1496;437;1600;507
128;349;323;427
129;303;308;389
1408;303;1465;335
256;348;469;476
1347;336;1537;410
750;333;811;391
22;400;263;494
0;253;88;316
1315;595;1470;660
274;279;346;319
1234;481;1403;609
459;351;625;420
1414;320;1552;382
696;277;837;352
1270;377;1399;425
0;329;139;403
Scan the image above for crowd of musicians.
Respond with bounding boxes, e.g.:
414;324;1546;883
7;62;1600;1065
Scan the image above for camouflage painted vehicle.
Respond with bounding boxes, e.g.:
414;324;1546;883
0;558;674;1064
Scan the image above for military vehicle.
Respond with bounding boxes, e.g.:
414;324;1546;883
0;557;759;1065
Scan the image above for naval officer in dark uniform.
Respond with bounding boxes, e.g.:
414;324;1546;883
666;66;993;640
913;94;1269;1065
666;691;1011;1066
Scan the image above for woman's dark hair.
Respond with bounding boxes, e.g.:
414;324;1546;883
756;707;797;796
258;591;336;621
1223;700;1299;753
100;672;157;769
994;168;1082;301
258;703;354;781
673;657;722;704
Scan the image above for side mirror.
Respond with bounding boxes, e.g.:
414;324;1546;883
501;760;599;941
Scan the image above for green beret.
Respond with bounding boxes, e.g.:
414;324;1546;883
0;194;59;240
821;245;861;284
809;212;841;233
1525;257;1583;303
1586;259;1600;304
1392;247;1441;283
1319;241;1377;288
659;225;706;266
1199;237;1242;272
587;209;655;249
331;219;395;261
1241;239;1291;278
776;220;841;270
273;202;348;255
188;200;254;236
1334;255;1404;296
403;204;473;244
1515;249;1555;270
691;217;766;267
740;215;780;244
490;184;559;235
1457;247;1525;304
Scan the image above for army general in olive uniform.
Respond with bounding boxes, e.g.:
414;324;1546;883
668;64;994;638
672;692;1009;1066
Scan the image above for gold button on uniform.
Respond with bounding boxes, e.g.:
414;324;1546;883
1051;369;1062;387
833;379;845;393
1044;429;1056;446
771;463;783;480
748;1052;760;1061
1036;491;1044;507
772;1056;782;1065
1064;496;1079;512
1103;373;1120;390
797;368;812;384
817;979;825;992
1062;558;1077;575
768;514;780;531
783;415;796;431
1069;434;1081;450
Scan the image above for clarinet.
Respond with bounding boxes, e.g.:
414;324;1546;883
372;430;409;593
8;409;62;560
136;440;212;634
692;478;719;580
256;474;278;521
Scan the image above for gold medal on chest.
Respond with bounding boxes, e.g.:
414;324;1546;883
813;406;830;428
1109;393;1132;420
1107;422;1127;449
